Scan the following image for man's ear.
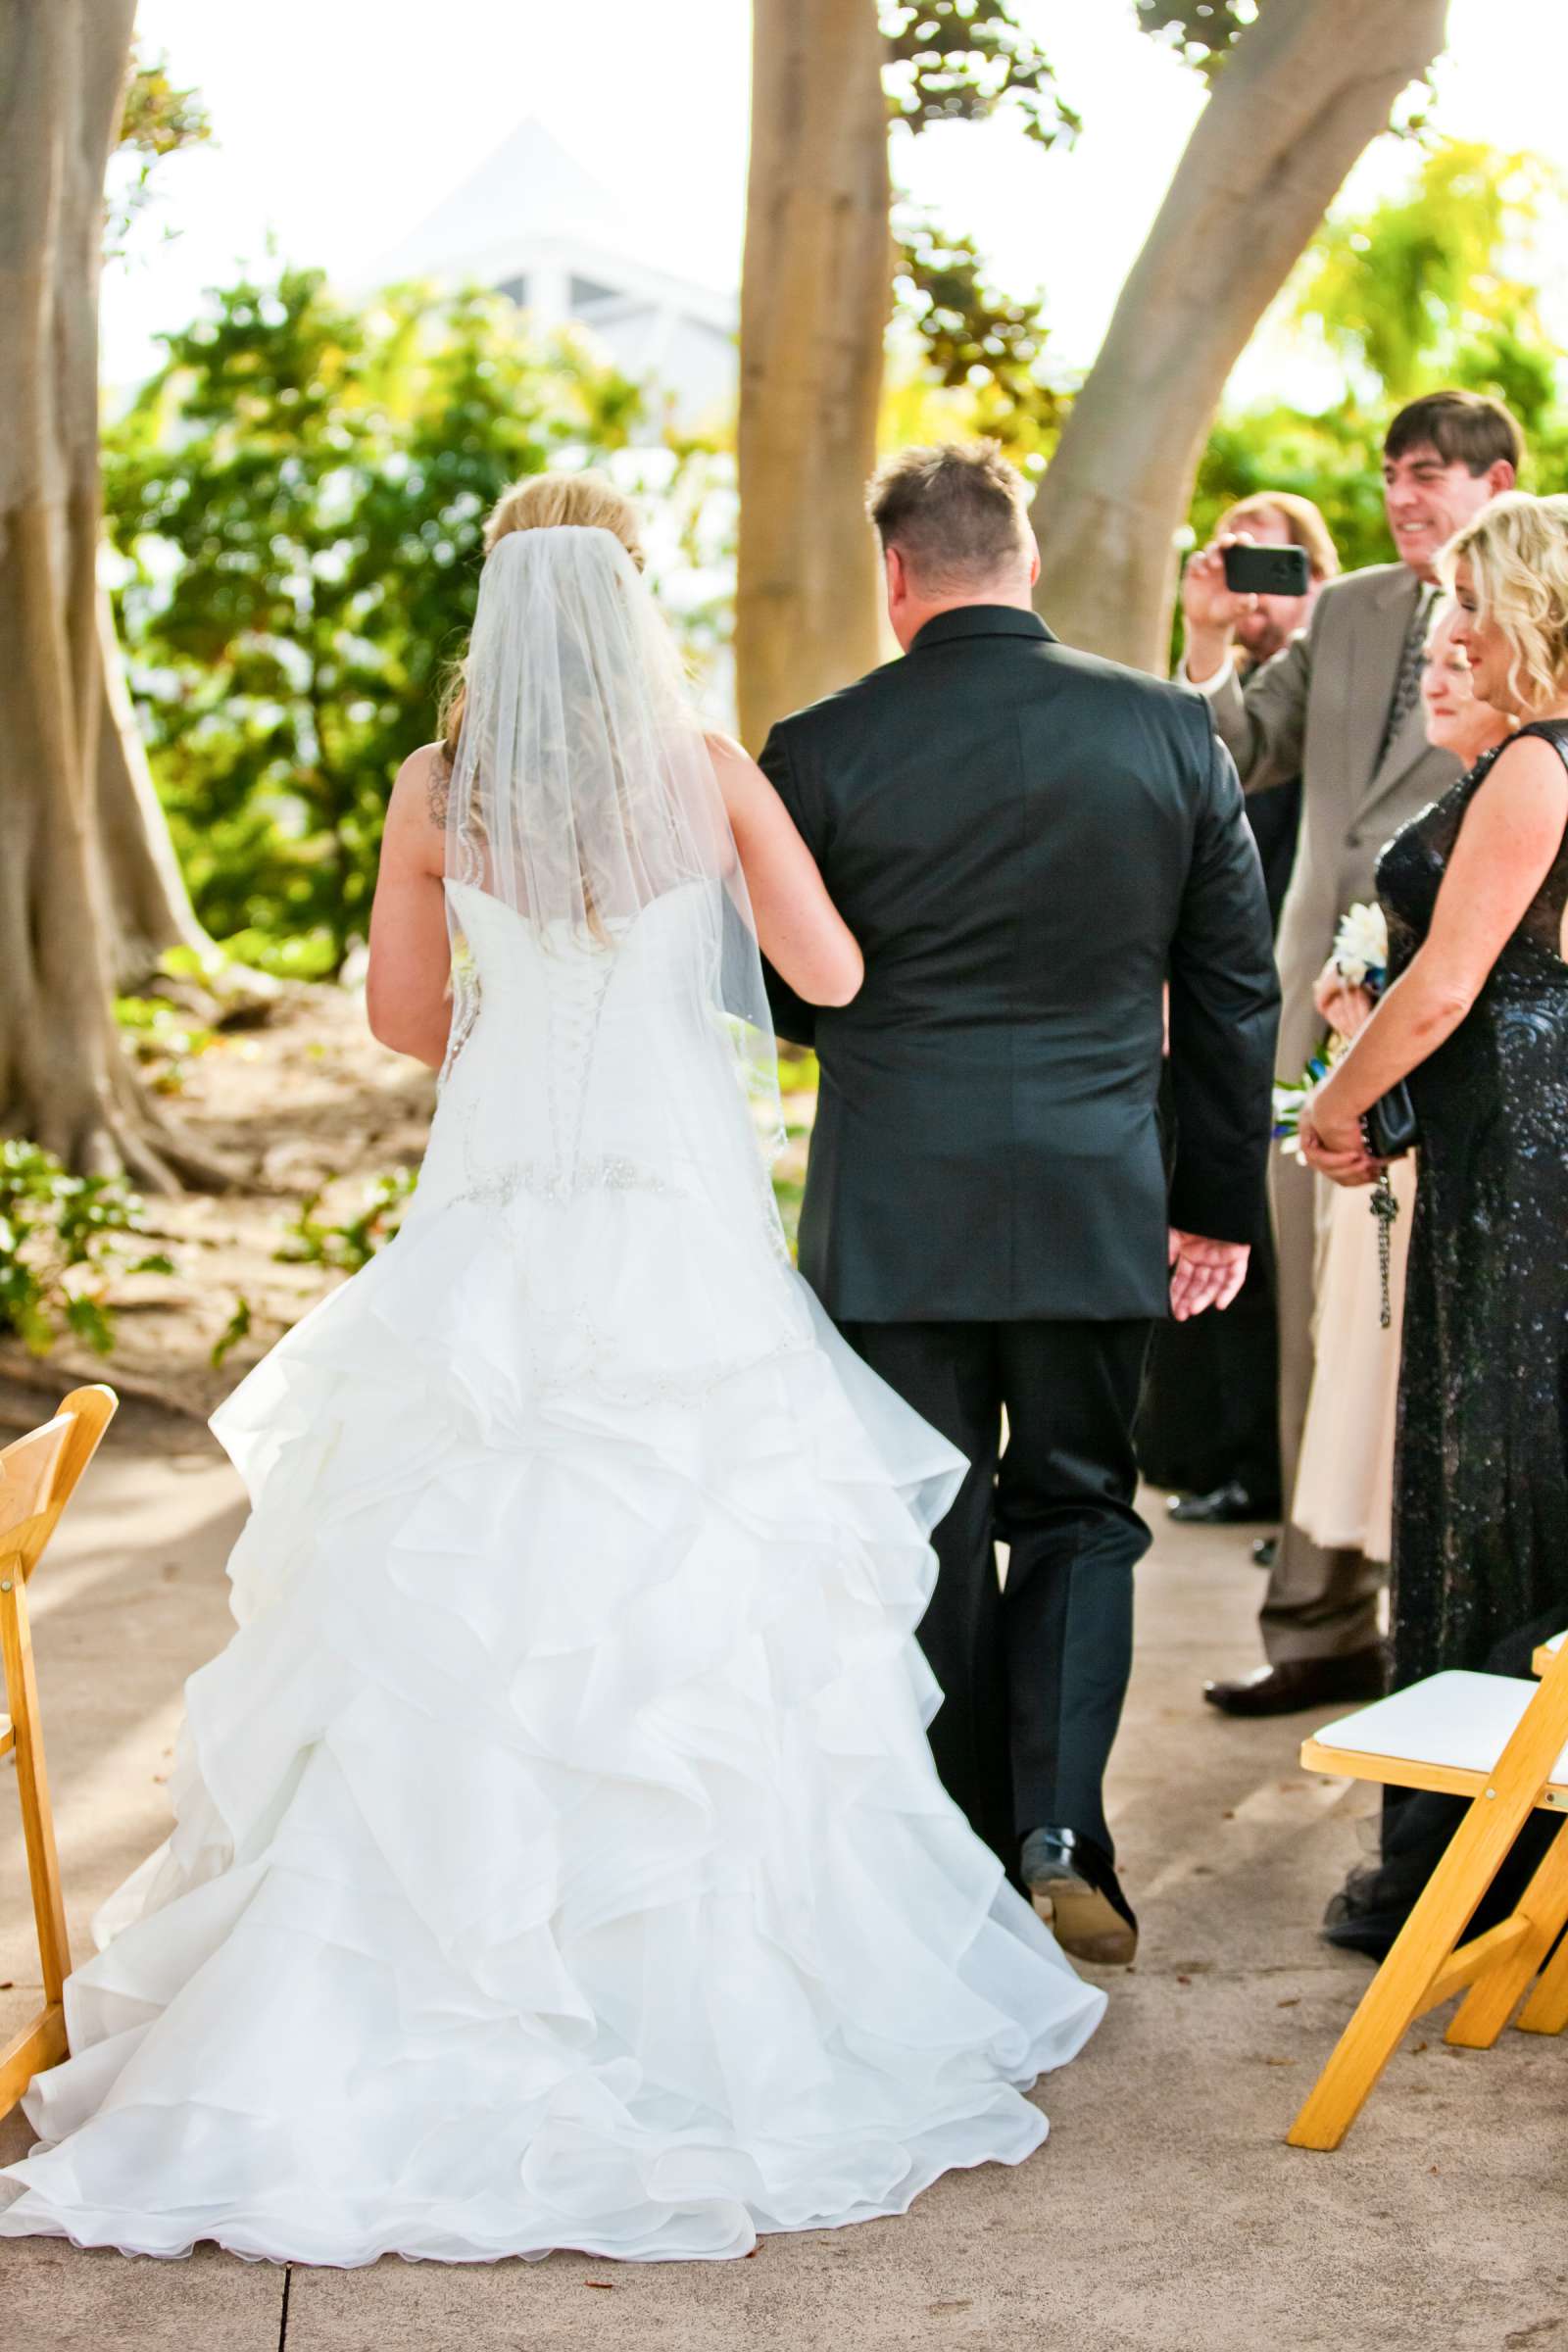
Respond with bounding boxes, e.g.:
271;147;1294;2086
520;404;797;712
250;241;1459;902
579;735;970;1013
1489;460;1518;497
885;544;906;604
1027;535;1041;590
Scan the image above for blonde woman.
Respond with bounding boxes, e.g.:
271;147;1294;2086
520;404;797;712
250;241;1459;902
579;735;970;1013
1291;606;1512;1567
1302;493;1568;1694
0;472;1105;2267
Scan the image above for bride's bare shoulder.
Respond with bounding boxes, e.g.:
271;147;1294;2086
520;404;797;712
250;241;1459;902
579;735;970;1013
704;730;765;798
389;742;452;827
382;744;451;875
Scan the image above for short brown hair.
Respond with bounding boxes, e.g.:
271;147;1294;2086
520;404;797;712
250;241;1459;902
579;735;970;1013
866;441;1032;588
1384;390;1524;478
1218;492;1340;583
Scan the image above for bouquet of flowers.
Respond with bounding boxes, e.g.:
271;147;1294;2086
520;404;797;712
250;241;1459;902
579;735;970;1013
1272;901;1391;1157
1272;1046;1338;1161
1275;899;1404;1326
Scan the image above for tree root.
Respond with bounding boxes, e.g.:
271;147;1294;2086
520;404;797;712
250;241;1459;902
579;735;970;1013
10;1063;245;1196
87;1093;241;1197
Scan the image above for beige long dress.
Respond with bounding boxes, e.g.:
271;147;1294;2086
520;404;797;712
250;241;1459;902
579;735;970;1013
1290;1153;1417;1565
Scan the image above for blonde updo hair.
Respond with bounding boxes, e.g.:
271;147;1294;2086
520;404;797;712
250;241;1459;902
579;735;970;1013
482;469;646;564
1442;491;1568;712
439;472;646;759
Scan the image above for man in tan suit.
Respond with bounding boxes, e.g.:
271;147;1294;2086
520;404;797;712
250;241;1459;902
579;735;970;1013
1178;390;1523;1714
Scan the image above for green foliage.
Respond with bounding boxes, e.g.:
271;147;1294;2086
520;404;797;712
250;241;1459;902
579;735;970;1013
892;215;1064;457
109;43;213;257
0;1144;170;1356
880;5;1074;455
104;268;648;970
1292;142;1560;406
882;1;1079;147
211;1297;253;1370
275;1168;417;1274
770;1167;806;1260
775;1047;819;1097
1132;1;1254;77
115;996;217;1097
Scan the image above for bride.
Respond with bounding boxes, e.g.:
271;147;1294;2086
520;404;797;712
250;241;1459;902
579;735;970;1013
0;473;1103;2267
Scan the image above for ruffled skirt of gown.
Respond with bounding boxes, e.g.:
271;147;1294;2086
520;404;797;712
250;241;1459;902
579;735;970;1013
0;1164;1103;2265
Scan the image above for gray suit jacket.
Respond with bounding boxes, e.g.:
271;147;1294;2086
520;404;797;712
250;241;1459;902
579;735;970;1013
1205;562;1461;1072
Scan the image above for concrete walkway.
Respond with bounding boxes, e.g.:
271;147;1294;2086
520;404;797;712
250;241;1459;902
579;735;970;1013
2;1393;1563;2351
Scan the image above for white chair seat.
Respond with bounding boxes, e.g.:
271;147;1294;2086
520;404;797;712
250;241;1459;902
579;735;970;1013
1292;1650;1568;2150
1311;1671;1568;1794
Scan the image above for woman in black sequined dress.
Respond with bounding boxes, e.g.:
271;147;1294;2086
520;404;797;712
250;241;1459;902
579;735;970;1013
1372;723;1568;1680
1301;493;1568;1951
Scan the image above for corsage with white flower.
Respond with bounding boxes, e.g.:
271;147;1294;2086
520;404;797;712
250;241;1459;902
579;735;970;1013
1328;901;1389;995
1273;900;1392;1156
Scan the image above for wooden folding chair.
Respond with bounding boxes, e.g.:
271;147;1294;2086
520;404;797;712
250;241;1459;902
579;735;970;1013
1288;1645;1568;2150
0;1386;117;2120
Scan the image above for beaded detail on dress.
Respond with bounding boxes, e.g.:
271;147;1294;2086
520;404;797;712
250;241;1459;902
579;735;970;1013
1375;716;1568;1684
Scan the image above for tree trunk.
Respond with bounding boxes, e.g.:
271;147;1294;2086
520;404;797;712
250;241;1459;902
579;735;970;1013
94;587;216;988
1029;0;1450;672
736;0;890;751
0;2;226;1185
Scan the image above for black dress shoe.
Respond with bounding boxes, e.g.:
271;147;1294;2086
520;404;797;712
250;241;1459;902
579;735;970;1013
1167;1480;1281;1527
1320;1913;1398;1962
1202;1647;1388;1718
1019;1827;1138;1965
1251;1536;1278;1569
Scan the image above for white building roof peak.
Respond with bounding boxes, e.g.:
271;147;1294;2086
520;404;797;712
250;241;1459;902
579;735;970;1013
363;115;737;429
372;118;630;286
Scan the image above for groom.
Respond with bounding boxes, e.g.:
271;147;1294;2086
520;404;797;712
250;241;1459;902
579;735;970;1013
760;443;1278;1963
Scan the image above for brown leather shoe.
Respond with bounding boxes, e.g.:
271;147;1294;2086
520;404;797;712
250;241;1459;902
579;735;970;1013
1202;1648;1388;1718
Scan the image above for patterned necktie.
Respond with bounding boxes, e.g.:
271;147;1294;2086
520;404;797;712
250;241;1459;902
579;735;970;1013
1376;587;1434;768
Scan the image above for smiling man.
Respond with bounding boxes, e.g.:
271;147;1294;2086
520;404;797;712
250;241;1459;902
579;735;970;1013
1176;390;1522;1717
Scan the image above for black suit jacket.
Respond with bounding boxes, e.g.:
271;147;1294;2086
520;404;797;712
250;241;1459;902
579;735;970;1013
760;606;1280;1323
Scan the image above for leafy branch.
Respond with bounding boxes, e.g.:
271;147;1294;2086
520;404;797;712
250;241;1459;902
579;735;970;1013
108;44;214;258
882;0;1080;146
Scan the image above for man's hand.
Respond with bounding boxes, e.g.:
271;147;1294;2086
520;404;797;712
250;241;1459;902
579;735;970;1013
1180;534;1256;684
1168;1230;1250;1321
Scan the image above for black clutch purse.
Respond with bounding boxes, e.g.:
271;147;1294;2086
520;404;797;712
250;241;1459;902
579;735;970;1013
1361;1080;1418;1161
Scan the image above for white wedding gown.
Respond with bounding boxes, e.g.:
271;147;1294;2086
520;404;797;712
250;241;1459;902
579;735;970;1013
0;878;1104;2266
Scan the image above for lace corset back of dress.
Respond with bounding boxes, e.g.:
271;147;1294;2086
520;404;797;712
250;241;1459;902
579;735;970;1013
1380;717;1568;987
432;876;766;1216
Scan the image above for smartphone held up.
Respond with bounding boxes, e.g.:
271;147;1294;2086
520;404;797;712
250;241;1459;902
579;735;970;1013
1222;542;1311;599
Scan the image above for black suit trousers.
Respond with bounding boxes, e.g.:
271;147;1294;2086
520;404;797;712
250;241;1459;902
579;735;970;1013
837;1317;1152;1874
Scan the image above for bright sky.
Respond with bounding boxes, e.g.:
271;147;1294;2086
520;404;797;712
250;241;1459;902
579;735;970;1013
103;0;1568;406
